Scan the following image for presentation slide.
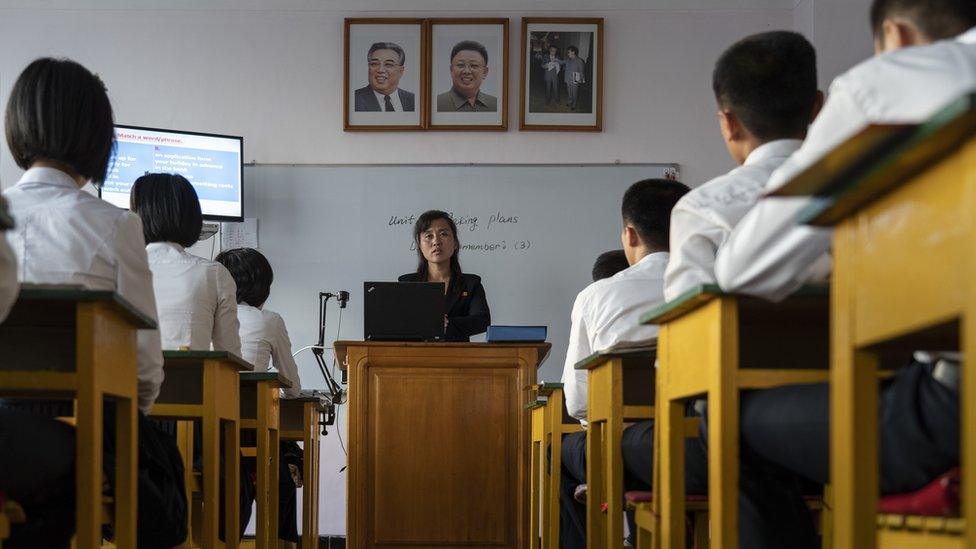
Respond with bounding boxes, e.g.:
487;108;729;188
102;126;243;219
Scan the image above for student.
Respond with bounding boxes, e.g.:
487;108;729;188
664;31;821;301
214;247;301;542
130;173;242;354
711;1;975;545
214;247;301;396
2;57;186;548
591;249;629;281
559;179;690;548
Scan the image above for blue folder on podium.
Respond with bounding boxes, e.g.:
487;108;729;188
486;325;548;343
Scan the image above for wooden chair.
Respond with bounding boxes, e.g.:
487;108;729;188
0;286;154;548
780;93;976;548
280;394;329;549
149;350;250;549
239;372;290;549
576;346;656;548
643;285;830;549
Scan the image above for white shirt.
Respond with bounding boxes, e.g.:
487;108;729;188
715;27;976;301
664;139;801;301
146;242;242;355
561;252;669;422
238;304;301;397
0;200;19;323
4;167;164;413
373;89;404;112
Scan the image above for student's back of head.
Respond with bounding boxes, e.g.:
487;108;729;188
215;247;274;308
5;57;115;185
712;31;818;145
621;178;690;252
130;173;203;248
871;0;976;43
592;250;629;281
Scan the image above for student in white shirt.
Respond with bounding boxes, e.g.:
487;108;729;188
215;247;302;542
559;179;696;548
214;248;301;397
0;58;186;548
130;173;242;355
710;2;974;546
664;31;822;301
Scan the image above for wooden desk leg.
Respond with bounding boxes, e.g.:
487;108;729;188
658;398;685;549
529;432;542;549
831;235;879;549
301;404;318;549
176;421;196;546
225;417;241;549
546;406;564;549
586;418;605;548
203;405;221;547
965;303;976;546
76;385;103;548
709;378;738;549
269;424;280;549
113;395;138;548
604;386;624;549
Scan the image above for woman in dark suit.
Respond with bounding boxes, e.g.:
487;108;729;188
399;210;490;341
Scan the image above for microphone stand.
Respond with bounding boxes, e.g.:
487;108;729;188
304;291;350;433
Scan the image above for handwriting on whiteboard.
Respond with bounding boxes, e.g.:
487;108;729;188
388;210;520;232
389;210;529;254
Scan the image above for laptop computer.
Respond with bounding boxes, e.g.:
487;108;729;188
363;281;445;341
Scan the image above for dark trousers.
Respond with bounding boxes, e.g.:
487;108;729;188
733;361;959;546
240;443;300;542
0;409;76;549
566;82;579;107
0;405;189;549
545;76;559;103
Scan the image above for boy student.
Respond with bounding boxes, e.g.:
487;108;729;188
559;179;690;548
711;0;975;545
2;58;187;548
591;249;630;281
664;30;821;301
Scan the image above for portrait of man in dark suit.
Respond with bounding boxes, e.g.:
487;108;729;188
354;42;416;112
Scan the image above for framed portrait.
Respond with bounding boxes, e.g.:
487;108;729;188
519;18;604;131
344;18;427;131
427;18;508;131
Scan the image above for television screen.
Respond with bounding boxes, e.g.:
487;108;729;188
101;125;244;221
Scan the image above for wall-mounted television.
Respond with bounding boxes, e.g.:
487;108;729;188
101;125;244;222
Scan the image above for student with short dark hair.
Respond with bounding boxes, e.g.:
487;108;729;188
131;173;242;354
664;30;821;300
214;247;302;542
559;179;691;548
214;248;300;396
2;57;186;548
710;1;975;545
591;249;629;281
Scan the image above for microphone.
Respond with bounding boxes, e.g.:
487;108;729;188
320;290;351;308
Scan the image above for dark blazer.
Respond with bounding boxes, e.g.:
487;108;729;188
397;272;490;341
354;86;416;112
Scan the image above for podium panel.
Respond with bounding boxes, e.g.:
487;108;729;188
337;341;550;549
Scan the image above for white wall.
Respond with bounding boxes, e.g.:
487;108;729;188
0;0;876;537
794;0;875;87
0;3;798;189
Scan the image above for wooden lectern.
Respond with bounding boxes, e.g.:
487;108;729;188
336;341;551;549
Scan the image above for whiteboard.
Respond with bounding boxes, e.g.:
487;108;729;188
245;163;677;383
242;163;677;535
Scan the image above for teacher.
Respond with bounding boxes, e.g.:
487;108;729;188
399;210;491;341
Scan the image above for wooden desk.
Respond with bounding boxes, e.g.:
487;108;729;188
0;287;154;549
336;341;550;549
280;395;329;549
240;372;290;549
789;93;976;548
533;382;581;549
151;351;250;549
642;285;829;549
576;347;655;549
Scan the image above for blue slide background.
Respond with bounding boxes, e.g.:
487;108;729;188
104;141;240;202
